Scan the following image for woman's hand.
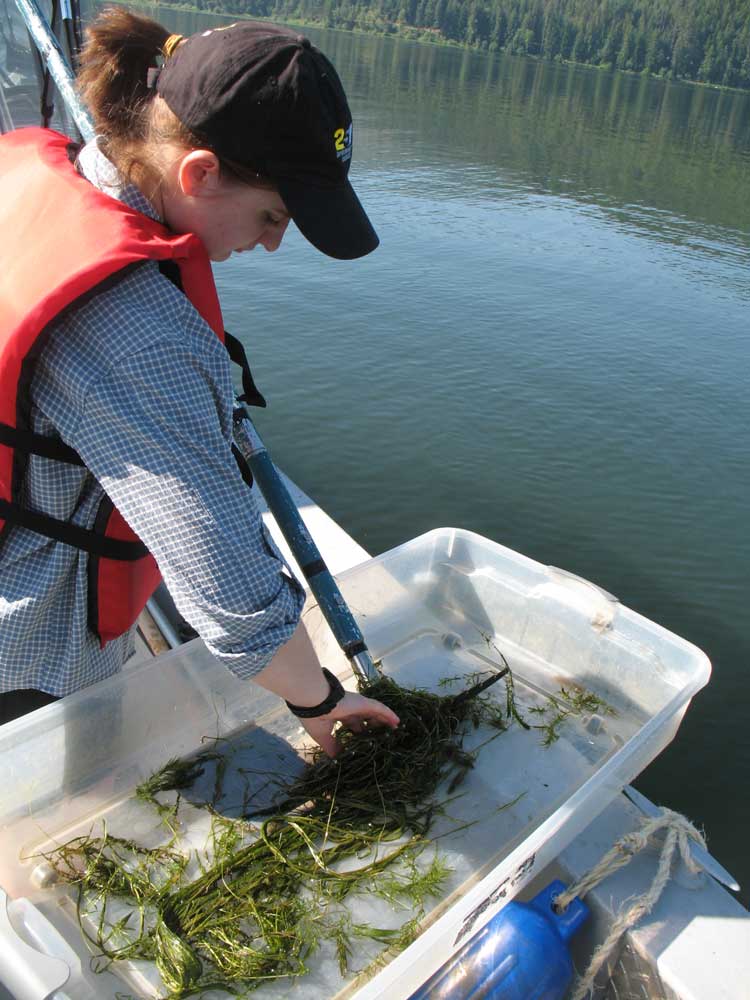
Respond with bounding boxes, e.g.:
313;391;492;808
252;622;399;756
299;691;400;757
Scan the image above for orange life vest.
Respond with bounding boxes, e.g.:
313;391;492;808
0;128;263;647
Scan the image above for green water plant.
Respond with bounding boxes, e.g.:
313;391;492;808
529;685;615;747
38;658;615;998
39;668;517;999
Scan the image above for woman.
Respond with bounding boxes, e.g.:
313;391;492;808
0;8;398;749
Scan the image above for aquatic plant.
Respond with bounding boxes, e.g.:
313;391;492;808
529;685;615;747
39;667;521;999
38;658;610;998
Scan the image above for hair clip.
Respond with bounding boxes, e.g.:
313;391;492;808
162;33;184;59
146;66;162;90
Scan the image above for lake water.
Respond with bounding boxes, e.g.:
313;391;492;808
6;3;750;904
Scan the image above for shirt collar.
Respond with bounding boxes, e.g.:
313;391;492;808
77;138;162;223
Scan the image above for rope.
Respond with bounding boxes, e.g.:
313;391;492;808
554;808;706;1000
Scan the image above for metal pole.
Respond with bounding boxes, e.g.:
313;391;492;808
13;0;93;139
0;79;13;133
233;409;380;686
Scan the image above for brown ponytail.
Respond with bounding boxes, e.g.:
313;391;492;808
77;7;168;140
76;7;271;196
76;7;190;190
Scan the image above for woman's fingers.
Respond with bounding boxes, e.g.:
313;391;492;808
333;693;400;729
298;692;399;757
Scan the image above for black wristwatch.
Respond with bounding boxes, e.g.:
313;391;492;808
285;668;346;719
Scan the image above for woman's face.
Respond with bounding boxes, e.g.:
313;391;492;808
161;149;291;262
192;181;291;262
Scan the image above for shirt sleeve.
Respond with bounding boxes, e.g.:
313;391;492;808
68;333;305;680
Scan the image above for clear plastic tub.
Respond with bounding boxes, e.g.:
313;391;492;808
0;528;710;1000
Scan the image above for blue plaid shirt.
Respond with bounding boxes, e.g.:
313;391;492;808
0;140;304;697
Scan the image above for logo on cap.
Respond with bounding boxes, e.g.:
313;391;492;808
333;124;353;163
200;22;239;36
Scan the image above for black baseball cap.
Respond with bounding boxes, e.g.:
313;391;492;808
154;21;378;260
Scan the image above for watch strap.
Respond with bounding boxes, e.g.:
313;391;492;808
285;668;346;718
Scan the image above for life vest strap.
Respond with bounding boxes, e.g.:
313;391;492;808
231;443;254;488
0;498;148;560
224;331;267;409
0;422;85;465
155;261;267;409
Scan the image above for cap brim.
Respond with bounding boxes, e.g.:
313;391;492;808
276;176;379;260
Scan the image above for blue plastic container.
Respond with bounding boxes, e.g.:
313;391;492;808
408;880;588;1000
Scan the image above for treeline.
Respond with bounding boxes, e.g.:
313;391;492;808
151;0;750;90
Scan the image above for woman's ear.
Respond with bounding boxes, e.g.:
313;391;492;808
176;149;222;197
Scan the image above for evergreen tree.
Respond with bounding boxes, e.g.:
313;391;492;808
150;0;750;91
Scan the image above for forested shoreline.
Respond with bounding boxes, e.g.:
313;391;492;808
138;0;750;91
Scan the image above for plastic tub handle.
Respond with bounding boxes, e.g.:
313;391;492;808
546;566;619;604
0;889;71;1000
